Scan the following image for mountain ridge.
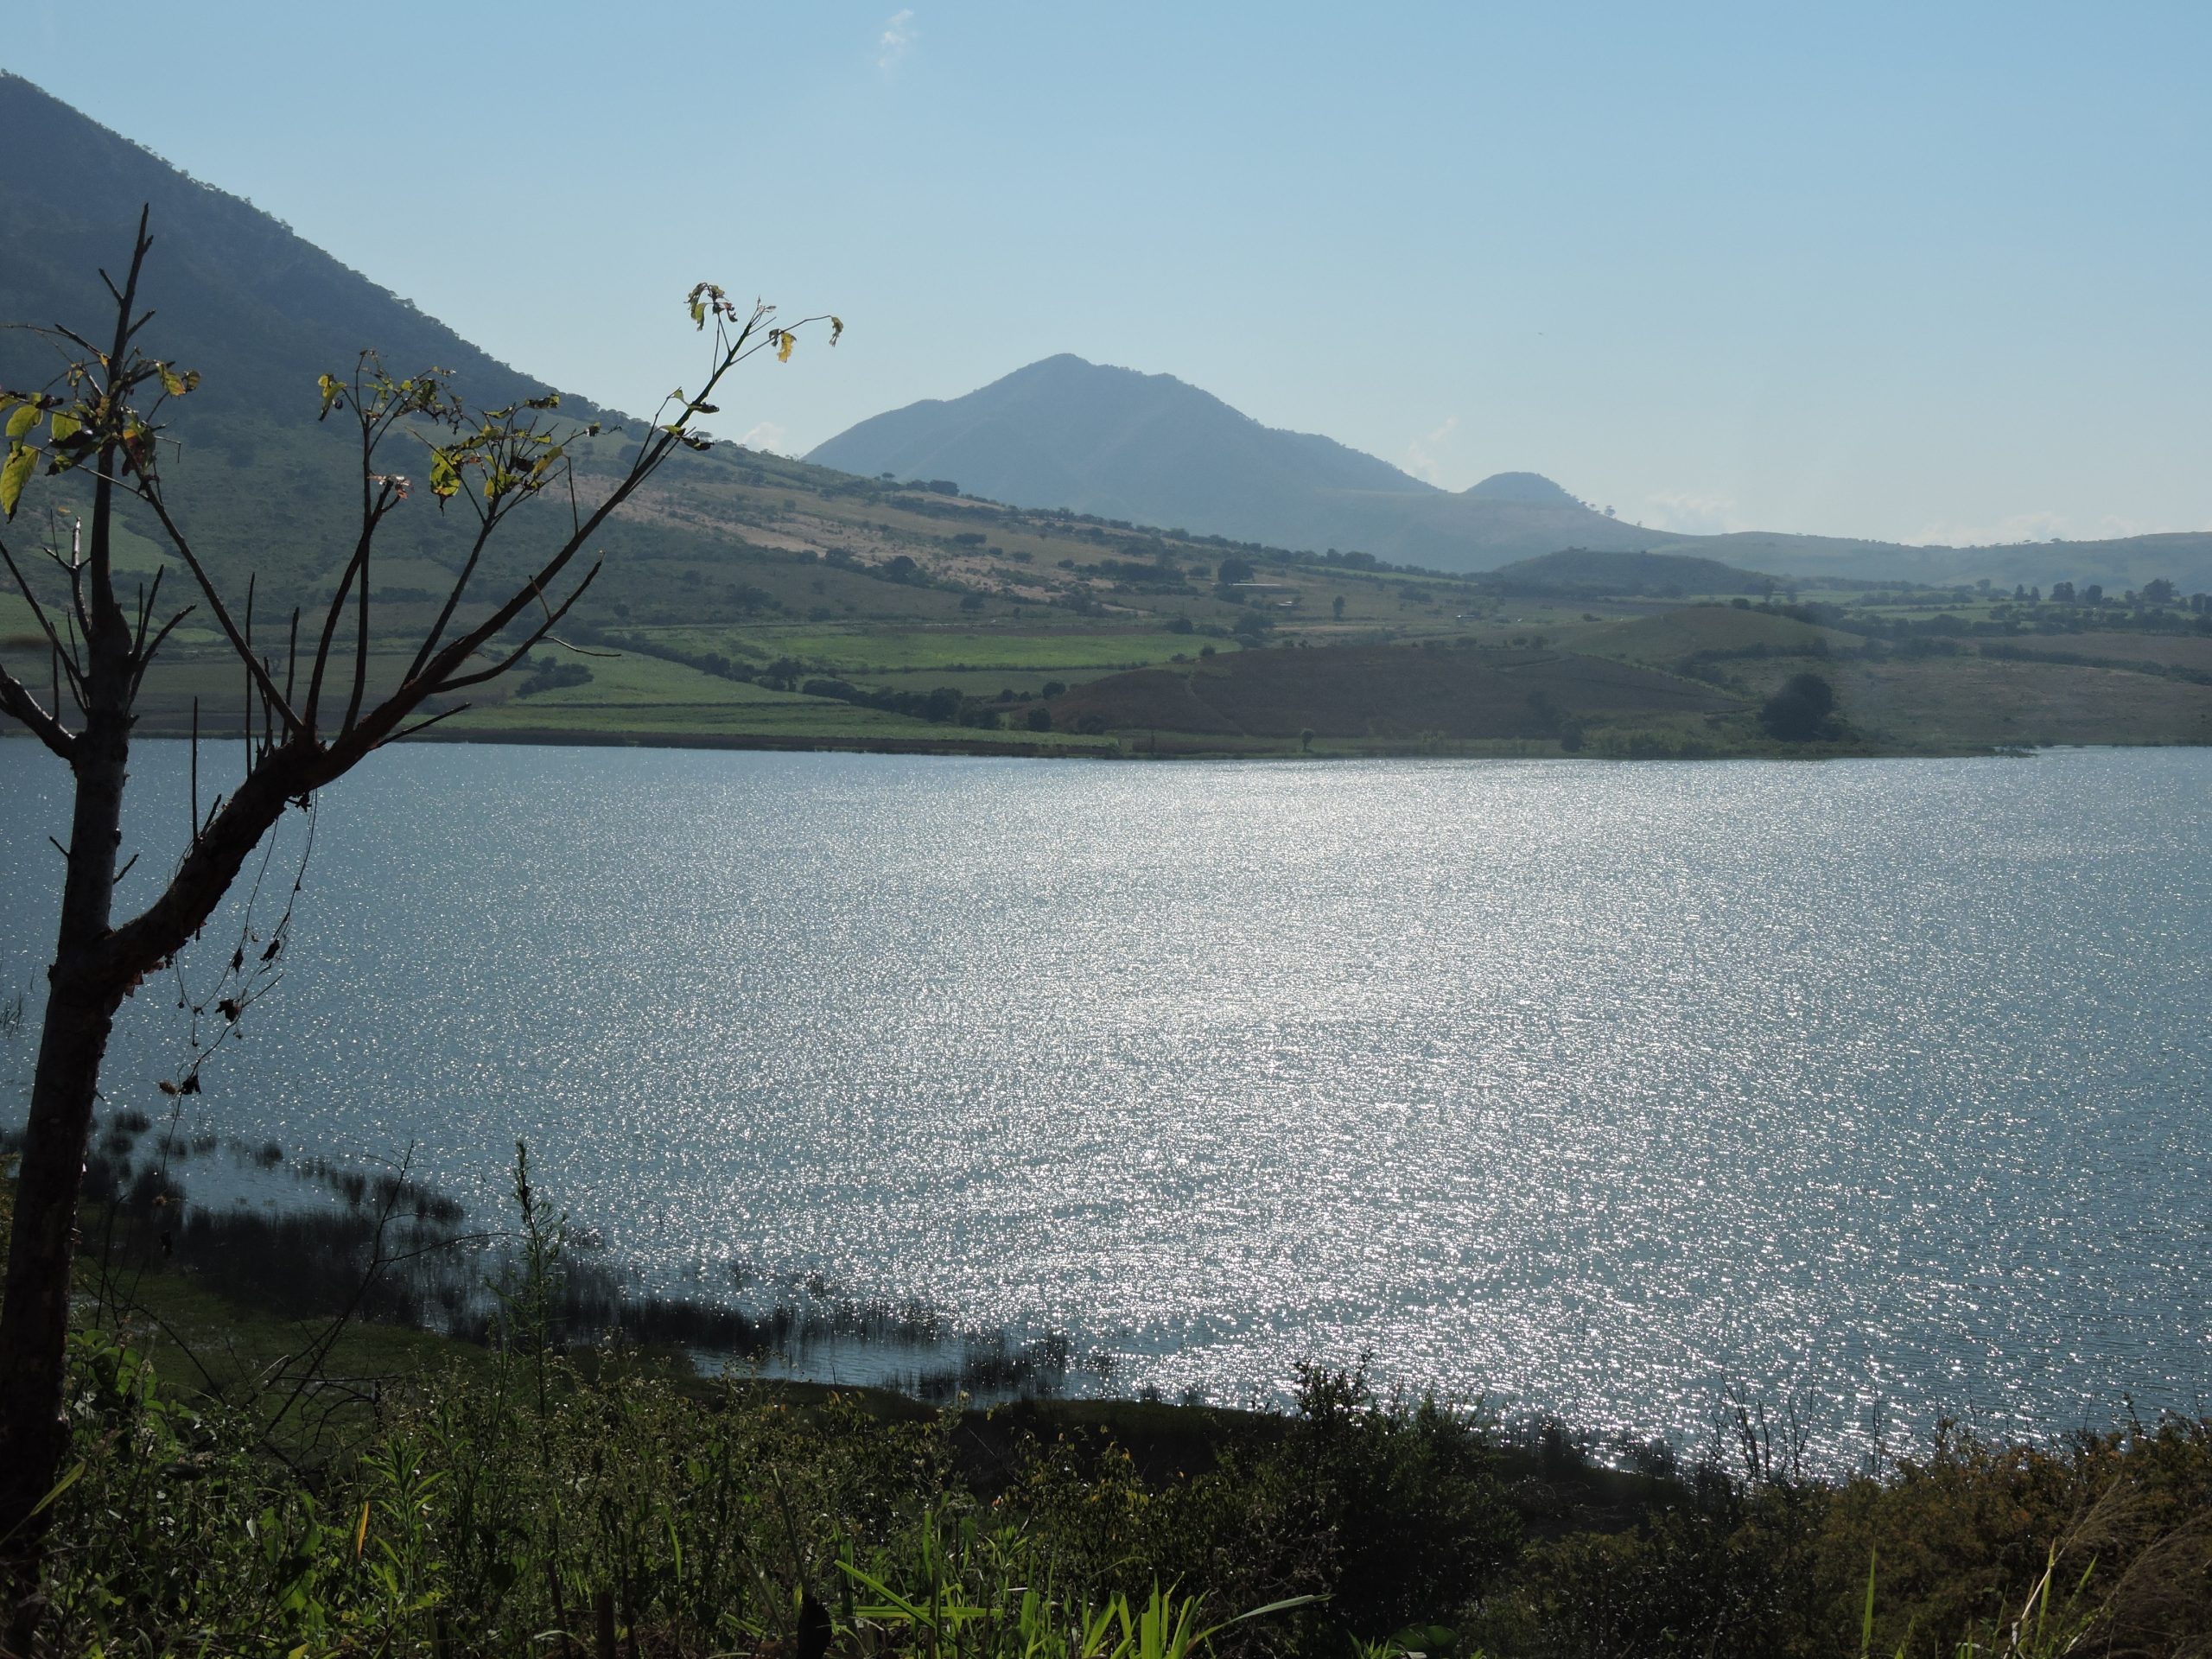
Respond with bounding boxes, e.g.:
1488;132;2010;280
811;355;2212;590
0;71;596;426
806;353;1667;568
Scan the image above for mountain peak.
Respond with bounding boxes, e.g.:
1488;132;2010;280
806;356;1436;541
805;360;1662;569
1465;471;1577;505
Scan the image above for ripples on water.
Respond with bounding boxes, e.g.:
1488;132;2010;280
3;741;2207;1463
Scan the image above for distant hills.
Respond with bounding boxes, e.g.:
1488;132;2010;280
1656;528;2212;595
813;358;2212;593
808;355;1659;571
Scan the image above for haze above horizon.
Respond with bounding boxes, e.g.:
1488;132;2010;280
4;2;2207;547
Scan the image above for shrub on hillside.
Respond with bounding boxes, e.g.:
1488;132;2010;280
1759;671;1839;741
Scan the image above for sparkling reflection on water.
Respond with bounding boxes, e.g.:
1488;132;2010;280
3;741;2207;1460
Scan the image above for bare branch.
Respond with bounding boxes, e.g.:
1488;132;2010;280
0;661;75;759
101;736;323;985
128;566;166;658
430;563;602;694
341;505;389;736
378;702;472;747
48;323;105;362
301;547;358;733
124;473;302;732
86;210;154;627
275;607;293;709
136;604;195;675
74;276;830;986
403;513;499;685
0;528;79;676
538;633;619;660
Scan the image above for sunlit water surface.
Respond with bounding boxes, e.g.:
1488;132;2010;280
3;741;2207;1461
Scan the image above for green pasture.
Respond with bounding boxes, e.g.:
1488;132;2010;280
635;624;1234;674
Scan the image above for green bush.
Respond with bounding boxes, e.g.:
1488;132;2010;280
1759;671;1839;741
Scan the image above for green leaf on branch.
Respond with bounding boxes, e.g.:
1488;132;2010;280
5;404;37;441
1;442;38;518
49;411;81;443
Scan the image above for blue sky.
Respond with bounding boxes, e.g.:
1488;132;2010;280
8;2;2208;544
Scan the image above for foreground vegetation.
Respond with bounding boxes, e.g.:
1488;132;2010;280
4;1156;2208;1658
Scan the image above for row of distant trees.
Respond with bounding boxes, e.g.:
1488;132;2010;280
2043;577;2206;609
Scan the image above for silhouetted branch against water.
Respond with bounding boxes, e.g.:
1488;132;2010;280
0;203;838;1620
155;793;315;1108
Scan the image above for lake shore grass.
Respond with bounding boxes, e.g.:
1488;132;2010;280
8;1154;2209;1657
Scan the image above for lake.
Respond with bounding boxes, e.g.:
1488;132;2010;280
3;740;2207;1463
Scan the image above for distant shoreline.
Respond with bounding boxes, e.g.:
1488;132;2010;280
6;728;2201;763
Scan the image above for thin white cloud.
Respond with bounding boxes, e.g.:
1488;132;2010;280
1640;491;1740;536
1404;416;1458;484
740;421;790;455
878;9;917;72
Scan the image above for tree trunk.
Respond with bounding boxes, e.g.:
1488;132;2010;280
0;214;767;1640
0;970;121;1545
0;471;133;1630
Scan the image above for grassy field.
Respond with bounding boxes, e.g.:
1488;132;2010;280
1805;654;2212;749
629;623;1229;675
1559;604;1863;664
1054;640;1738;745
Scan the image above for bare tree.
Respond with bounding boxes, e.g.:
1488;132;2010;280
0;208;834;1618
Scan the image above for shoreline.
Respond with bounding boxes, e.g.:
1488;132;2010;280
12;724;2194;763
